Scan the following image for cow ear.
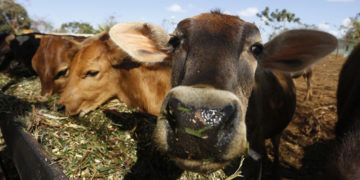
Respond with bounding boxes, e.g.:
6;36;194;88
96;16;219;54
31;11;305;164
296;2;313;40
258;30;337;72
64;38;82;59
109;22;169;64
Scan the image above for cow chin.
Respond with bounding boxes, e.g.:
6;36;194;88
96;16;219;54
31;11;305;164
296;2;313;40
173;157;229;173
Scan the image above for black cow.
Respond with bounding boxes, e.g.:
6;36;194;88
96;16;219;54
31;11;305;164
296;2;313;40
0;33;40;77
324;44;360;180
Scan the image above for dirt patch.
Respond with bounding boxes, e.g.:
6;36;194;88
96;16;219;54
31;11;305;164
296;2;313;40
274;54;346;179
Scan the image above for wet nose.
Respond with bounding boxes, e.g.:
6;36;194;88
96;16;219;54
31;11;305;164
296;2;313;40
165;97;236;137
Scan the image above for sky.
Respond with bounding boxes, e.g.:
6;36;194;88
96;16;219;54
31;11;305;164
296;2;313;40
17;0;360;39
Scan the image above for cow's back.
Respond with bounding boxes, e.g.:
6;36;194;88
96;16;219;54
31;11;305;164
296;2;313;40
336;44;360;137
324;43;360;180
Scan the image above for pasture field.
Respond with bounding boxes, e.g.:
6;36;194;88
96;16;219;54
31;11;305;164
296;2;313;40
0;54;345;179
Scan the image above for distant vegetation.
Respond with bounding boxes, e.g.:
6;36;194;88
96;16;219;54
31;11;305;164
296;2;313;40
0;0;31;33
256;6;302;39
341;13;360;48
1;1;359;48
0;0;118;34
256;6;360;52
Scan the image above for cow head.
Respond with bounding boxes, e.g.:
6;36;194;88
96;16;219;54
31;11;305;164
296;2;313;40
124;12;336;172
59;23;170;116
32;36;82;96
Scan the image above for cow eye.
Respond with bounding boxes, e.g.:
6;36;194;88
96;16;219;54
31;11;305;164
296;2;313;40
85;70;99;78
54;68;68;80
168;35;181;49
250;43;263;56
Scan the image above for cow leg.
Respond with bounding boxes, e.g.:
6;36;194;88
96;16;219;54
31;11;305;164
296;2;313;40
271;134;281;180
304;69;313;101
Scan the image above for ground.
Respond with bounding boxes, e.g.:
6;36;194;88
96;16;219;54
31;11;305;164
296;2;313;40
274;54;345;179
0;53;346;179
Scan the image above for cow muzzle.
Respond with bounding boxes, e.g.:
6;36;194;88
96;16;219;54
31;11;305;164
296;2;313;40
153;86;248;172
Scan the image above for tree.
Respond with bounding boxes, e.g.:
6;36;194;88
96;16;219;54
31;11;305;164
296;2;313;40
97;16;118;33
0;0;32;33
256;7;301;39
58;22;96;34
341;13;360;47
31;17;54;33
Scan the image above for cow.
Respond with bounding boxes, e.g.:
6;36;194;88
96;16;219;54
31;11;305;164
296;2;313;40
0;33;40;76
106;11;336;178
59;23;171;116
291;67;313;101
323;44;360;180
31;35;86;96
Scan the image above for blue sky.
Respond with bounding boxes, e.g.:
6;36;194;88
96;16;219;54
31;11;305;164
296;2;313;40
18;0;359;38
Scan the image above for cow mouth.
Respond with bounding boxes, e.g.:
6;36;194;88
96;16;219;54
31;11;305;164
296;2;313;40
172;157;229;173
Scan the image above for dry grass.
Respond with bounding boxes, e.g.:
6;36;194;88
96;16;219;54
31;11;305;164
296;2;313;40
0;73;228;179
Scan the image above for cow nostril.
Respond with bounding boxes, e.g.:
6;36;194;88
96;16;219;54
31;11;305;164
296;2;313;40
165;98;181;131
222;104;236;120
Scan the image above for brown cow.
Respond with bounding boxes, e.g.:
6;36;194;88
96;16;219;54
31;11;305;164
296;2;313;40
59;23;171;116
117;12;336;178
323;44;360;180
31;35;85;96
291;67;313;101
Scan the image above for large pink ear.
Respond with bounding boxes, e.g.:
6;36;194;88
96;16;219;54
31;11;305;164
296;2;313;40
259;29;338;72
109;22;169;64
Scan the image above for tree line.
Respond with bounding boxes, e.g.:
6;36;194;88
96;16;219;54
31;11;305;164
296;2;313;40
0;0;116;34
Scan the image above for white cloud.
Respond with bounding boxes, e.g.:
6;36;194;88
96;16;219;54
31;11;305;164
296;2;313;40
238;7;259;17
317;22;340;37
166;4;185;13
327;0;355;2
342;17;352;27
318;22;331;31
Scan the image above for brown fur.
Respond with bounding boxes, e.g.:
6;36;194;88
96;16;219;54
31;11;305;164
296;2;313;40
59;32;171;116
153;12;336;177
32;35;84;96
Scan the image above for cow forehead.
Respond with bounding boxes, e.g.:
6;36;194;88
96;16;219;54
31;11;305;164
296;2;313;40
179;12;246;36
177;12;260;47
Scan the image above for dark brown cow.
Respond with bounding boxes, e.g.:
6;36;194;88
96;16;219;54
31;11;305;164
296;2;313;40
31;35;85;96
125;11;337;177
59;23;171;116
324;44;360;180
